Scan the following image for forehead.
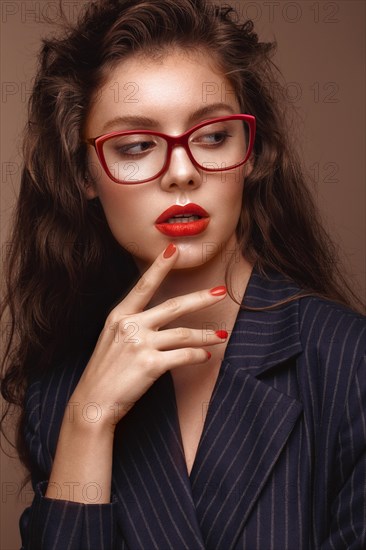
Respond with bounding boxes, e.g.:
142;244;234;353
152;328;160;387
86;48;241;134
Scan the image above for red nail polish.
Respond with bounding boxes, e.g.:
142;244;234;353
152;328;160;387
210;286;227;296
206;351;212;360
163;243;176;258
215;330;228;339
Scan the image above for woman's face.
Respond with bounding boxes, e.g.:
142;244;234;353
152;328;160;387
85;49;252;270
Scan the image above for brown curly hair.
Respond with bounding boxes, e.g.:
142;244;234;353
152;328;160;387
0;0;362;479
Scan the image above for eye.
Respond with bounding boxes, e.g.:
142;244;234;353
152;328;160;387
114;140;157;156
191;129;232;147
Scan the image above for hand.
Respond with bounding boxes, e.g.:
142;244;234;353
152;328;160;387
69;244;227;432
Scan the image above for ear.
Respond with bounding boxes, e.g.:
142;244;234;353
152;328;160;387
244;154;254;177
83;175;99;199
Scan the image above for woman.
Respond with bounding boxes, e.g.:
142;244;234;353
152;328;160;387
1;0;365;548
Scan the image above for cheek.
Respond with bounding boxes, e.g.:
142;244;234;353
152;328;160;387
88;168;141;239
216;168;245;212
213;171;245;238
97;189;147;254
94;181;127;216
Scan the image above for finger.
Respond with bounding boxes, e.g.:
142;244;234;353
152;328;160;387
116;243;179;314
141;286;227;329
159;347;211;371
153;327;228;350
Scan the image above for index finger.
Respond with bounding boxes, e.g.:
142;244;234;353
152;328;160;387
116;243;179;314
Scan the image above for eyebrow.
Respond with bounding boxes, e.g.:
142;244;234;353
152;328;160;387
187;103;237;124
101;115;157;132
100;103;237;133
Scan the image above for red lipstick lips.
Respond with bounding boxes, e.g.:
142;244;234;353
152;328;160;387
155;203;210;237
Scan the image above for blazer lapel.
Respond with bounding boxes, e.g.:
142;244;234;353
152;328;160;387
189;269;304;549
112;371;205;549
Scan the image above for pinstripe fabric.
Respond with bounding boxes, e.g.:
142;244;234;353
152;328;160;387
19;269;366;549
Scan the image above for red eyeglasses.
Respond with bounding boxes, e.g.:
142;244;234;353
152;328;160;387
85;114;256;184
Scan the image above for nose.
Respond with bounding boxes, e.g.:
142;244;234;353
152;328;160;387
159;144;202;192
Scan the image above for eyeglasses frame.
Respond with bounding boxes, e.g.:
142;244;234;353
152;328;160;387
85;114;256;185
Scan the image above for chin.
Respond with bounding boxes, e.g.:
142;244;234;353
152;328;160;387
174;241;221;268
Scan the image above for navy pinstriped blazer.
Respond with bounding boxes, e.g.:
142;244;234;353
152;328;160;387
19;268;366;549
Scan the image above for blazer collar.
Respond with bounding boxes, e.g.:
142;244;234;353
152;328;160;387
224;267;303;375
112;267;303;549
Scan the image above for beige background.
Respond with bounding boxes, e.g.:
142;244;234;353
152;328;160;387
1;1;365;548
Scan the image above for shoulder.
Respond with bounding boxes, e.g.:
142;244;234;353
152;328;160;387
248;267;365;349
26;342;95;406
244;267;365;375
297;294;365;360
24;341;96;467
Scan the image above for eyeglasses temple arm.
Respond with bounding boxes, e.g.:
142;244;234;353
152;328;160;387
85;138;96;146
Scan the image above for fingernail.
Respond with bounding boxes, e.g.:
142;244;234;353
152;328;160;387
215;330;228;339
206;351;212;360
210;286;227;296
163;243;176;259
